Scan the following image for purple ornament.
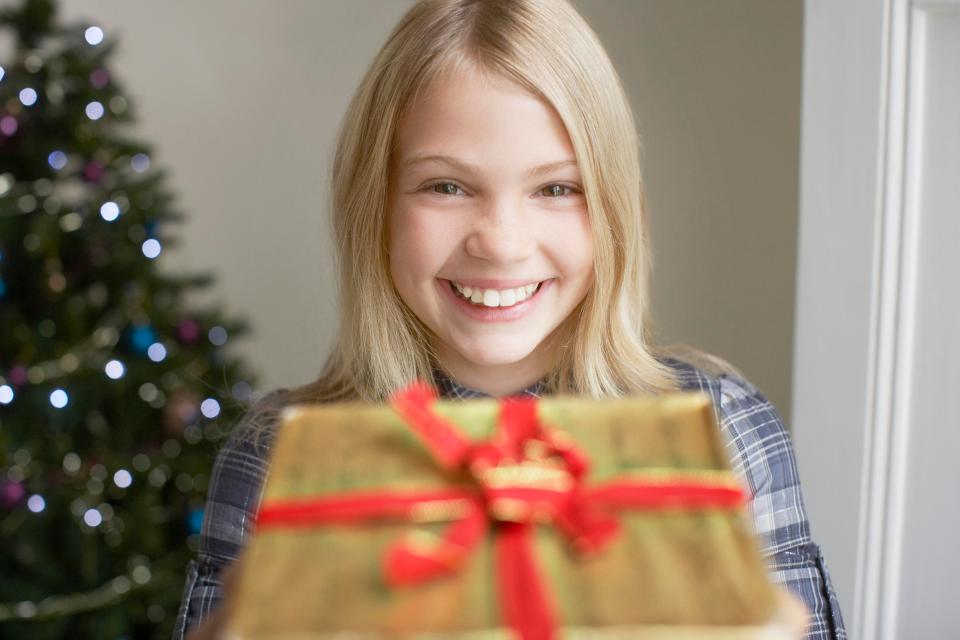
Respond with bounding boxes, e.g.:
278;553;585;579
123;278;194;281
1;481;26;509
83;160;105;183
8;365;27;386
0;115;18;137
176;319;201;345
90;68;110;88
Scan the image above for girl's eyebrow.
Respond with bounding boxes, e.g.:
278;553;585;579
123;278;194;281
400;153;578;179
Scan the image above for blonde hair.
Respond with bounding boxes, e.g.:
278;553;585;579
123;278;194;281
276;0;711;412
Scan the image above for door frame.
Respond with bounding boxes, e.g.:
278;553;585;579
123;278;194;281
793;0;959;637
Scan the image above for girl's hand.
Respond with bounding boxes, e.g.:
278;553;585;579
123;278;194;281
184;558;242;640
778;586;810;638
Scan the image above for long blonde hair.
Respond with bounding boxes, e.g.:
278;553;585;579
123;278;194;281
277;0;697;412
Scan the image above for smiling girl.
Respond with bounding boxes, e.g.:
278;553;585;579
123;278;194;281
174;1;845;638
386;66;595;398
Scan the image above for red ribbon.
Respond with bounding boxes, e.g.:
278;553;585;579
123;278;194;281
256;381;746;640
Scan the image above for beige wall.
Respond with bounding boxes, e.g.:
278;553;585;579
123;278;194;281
60;1;802;419
573;1;803;419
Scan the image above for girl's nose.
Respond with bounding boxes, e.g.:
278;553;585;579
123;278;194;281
464;199;537;264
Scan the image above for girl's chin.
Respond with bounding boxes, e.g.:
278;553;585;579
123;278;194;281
443;336;543;368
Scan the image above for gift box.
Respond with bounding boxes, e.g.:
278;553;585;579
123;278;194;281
226;383;793;639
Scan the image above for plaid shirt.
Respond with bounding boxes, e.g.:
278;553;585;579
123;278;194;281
173;359;846;638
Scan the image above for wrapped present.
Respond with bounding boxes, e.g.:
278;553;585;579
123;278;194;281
226;382;794;639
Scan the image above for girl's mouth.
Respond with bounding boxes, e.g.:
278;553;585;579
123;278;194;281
439;278;552;323
448;280;545;308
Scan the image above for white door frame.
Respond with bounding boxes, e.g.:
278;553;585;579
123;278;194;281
794;1;960;637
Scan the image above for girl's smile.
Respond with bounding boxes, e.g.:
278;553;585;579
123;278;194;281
437;277;553;323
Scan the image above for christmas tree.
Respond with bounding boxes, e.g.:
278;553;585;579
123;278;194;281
0;0;261;637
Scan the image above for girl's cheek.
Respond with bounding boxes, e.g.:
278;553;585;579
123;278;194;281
407;205;466;237
391;207;462;265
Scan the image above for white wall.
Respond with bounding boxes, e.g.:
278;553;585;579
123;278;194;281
792;0;885;625
58;0;804;422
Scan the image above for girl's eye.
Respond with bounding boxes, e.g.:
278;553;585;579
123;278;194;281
539;184;580;198
427;182;465;196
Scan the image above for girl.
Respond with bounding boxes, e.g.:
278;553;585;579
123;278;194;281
175;0;845;638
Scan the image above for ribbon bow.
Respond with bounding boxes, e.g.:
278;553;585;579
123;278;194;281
256;381;746;640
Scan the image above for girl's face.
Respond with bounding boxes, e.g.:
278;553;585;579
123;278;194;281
387;66;593;396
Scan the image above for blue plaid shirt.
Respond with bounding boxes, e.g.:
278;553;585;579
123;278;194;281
173;359;846;638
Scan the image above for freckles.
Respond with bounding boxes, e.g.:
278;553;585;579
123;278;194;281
540;209;591;252
389;205;426;242
391;209;457;269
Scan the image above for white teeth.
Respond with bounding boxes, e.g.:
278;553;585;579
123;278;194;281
451;281;542;308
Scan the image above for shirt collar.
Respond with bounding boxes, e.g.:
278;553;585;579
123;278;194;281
431;366;545;399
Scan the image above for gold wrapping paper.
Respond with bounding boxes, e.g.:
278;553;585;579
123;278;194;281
227;392;793;639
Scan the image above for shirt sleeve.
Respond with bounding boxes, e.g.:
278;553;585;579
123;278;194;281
715;372;847;640
171;390;286;640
